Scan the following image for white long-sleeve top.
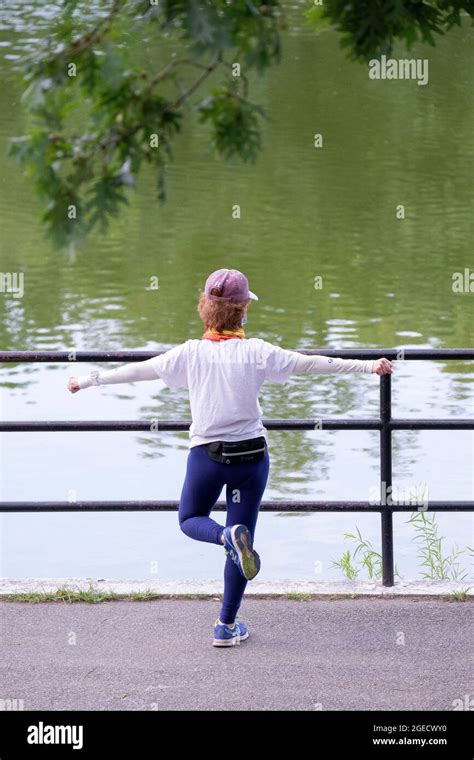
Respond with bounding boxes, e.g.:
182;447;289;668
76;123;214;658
76;338;375;447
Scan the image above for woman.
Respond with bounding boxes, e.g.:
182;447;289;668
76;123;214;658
68;268;393;647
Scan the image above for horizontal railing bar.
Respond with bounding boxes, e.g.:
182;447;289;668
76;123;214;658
0;418;380;432
1;348;473;363
0;418;472;432
389;419;474;430
0;501;472;512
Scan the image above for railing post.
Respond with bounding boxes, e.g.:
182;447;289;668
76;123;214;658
380;374;394;586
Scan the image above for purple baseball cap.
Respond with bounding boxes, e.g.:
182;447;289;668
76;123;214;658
204;269;259;303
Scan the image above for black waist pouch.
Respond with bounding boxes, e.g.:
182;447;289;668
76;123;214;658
205;436;267;464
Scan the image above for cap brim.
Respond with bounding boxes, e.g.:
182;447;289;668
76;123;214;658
248;290;258;301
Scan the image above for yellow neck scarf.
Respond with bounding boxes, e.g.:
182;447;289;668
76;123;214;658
202;327;246;341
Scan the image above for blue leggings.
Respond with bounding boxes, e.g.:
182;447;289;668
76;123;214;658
178;443;270;624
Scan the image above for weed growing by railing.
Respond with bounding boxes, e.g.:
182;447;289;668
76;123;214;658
332;515;471;583
408;512;470;581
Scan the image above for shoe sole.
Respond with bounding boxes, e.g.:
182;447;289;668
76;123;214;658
213;630;250;647
231;525;261;581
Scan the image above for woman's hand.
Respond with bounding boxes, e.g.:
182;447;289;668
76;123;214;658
68;377;81;393
372;358;393;375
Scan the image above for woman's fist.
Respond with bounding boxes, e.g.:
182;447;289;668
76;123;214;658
68;377;81;393
372;358;393;375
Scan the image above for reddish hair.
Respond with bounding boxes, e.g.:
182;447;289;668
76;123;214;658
197;291;249;331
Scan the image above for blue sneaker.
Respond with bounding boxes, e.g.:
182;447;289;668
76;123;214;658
222;524;261;580
213;618;249;647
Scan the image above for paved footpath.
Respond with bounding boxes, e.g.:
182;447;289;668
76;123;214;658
1;598;472;711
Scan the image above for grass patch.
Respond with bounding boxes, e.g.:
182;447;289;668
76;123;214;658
3;587;471;604
443;588;472;602
328;592;359;600
1;585;217;603
285;592;313;601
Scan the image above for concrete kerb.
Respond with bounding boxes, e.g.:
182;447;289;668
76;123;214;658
0;578;472;598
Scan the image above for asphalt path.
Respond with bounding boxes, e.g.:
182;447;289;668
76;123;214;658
1;598;472;711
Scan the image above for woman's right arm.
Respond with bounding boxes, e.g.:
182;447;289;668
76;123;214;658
68;358;160;393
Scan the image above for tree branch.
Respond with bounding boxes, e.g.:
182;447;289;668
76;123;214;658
168;54;221;111
47;0;120;64
95;54;222;157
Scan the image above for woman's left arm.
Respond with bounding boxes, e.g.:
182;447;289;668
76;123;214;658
290;354;393;376
68;357;160;393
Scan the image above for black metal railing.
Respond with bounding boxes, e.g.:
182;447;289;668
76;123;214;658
1;348;473;586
